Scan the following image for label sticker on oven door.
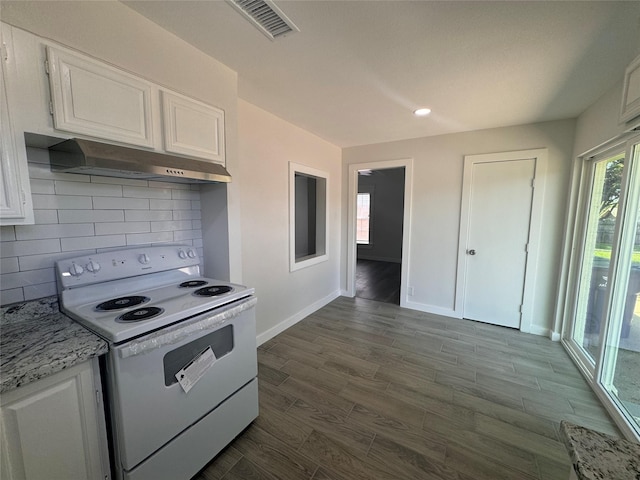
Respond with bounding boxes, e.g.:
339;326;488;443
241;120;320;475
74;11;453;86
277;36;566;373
175;346;217;394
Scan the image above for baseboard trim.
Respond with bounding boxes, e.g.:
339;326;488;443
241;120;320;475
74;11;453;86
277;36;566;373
256;289;341;346
401;300;558;340
401;299;459;318
525;324;559;340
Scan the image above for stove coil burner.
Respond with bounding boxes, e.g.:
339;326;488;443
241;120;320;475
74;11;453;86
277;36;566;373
117;307;164;323
193;285;233;297
179;280;209;288
96;296;150;311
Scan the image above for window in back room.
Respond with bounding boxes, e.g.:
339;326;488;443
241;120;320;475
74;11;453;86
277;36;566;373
356;191;372;245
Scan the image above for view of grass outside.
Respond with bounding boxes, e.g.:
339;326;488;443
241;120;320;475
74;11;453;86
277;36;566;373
594;248;640;263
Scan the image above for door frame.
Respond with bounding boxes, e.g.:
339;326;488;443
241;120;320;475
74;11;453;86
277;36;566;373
346;158;413;306
454;149;548;334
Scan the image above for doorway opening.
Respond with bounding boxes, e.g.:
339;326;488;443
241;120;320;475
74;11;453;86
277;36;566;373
347;159;413;307
355;167;405;304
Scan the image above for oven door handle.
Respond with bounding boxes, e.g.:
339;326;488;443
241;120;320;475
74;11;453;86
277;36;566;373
118;297;256;358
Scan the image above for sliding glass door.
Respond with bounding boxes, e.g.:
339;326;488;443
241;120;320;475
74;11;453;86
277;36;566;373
565;136;640;439
571;151;624;362
600;142;640;430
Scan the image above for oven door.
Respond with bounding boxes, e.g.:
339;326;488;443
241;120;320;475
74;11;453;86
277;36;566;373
106;298;257;472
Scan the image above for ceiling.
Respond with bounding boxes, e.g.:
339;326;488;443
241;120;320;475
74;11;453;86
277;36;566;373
124;1;640;148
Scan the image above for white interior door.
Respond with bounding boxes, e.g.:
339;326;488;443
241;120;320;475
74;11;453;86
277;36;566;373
462;158;535;328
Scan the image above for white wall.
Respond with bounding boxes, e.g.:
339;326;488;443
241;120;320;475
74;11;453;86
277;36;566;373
573;80;628;157
238;100;342;342
343;119;576;335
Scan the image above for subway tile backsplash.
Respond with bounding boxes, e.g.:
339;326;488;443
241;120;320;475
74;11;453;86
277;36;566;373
0;147;203;306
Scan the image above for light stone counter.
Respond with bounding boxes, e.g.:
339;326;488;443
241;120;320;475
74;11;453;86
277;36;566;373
560;420;640;480
0;296;108;393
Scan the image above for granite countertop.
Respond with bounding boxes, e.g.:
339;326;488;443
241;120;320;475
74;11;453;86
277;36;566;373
0;296;108;394
560;420;640;480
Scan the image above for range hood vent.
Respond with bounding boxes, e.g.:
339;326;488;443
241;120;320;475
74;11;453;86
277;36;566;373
48;138;232;184
227;0;299;40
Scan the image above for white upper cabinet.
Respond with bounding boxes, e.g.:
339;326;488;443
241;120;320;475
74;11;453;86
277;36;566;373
0;24;33;225
161;90;226;164
44;44;226;164
620;53;640;124
0;22;229;222
46;46;155;148
1;39;24;219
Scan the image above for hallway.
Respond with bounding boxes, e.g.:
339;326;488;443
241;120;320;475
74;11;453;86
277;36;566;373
355;259;401;305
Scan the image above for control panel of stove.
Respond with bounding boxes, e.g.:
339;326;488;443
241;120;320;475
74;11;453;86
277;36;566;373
56;245;201;288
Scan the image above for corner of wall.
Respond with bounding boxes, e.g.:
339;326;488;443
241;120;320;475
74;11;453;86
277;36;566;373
256;289;341;346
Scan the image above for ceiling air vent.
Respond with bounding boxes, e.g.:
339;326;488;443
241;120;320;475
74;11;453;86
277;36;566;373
227;0;299;40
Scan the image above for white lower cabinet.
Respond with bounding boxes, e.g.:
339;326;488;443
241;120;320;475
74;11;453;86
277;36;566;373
0;359;110;480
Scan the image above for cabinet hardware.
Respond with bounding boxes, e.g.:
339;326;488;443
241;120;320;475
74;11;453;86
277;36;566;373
1;43;7;62
44;59;50;74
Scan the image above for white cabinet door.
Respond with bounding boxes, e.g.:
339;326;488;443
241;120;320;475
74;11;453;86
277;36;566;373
0;24;34;225
46;46;154;148
0;360;109;480
621;53;640;123
161;90;225;164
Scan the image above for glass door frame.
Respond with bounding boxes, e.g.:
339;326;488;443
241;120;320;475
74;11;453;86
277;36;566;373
558;132;640;441
598;141;640;429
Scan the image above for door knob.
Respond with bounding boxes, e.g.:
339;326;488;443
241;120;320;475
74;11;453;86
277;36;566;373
467;249;476;255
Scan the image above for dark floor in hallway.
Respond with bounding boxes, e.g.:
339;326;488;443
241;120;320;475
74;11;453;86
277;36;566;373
356;259;401;305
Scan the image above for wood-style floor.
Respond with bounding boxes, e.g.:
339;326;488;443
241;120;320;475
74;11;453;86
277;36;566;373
356;259;401;305
194;296;620;480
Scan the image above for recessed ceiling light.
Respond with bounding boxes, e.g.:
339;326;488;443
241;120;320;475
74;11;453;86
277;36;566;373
413;108;431;116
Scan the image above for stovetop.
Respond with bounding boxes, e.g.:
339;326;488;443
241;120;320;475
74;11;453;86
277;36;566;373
56;245;254;343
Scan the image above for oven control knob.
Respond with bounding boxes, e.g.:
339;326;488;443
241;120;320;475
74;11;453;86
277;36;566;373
138;254;150;265
86;260;101;273
69;263;84;277
178;250;187;259
187;249;196;258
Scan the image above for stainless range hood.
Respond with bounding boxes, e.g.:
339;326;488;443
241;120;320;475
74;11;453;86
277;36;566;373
48;138;231;184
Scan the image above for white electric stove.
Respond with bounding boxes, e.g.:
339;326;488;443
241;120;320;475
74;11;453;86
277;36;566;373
56;245;259;480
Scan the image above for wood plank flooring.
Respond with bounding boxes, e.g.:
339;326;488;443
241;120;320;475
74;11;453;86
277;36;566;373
194;296;620;480
356;259;401;305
